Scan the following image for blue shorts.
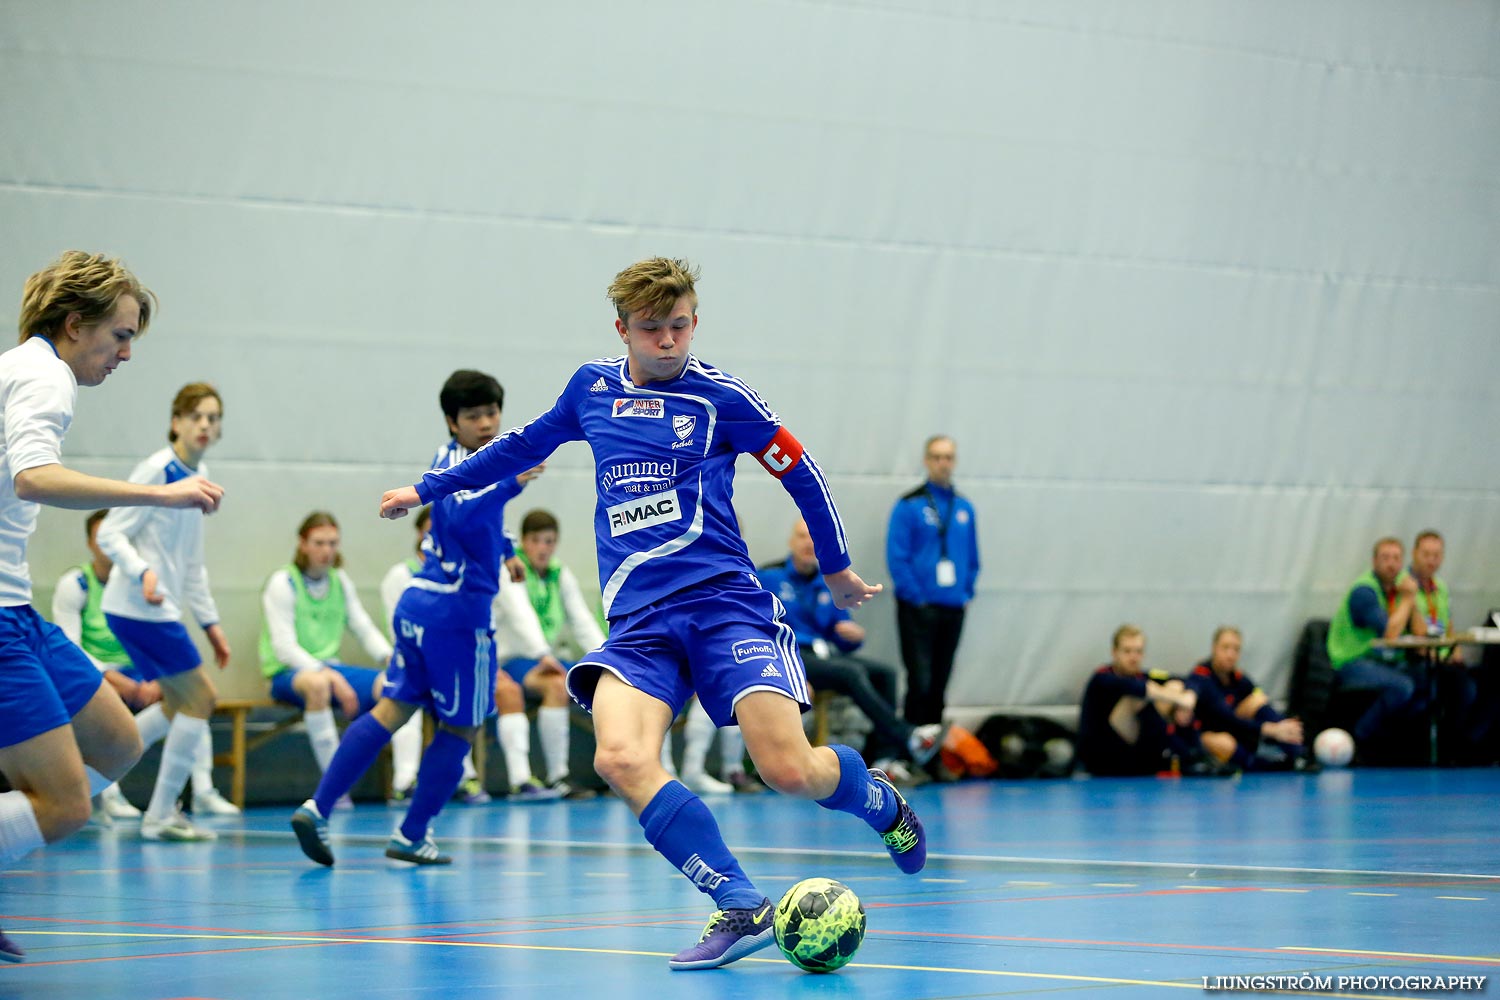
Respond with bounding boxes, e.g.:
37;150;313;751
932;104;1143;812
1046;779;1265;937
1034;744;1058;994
385;614;496;727
0;605;105;748
104;615;202;680
269;663;382;716
500;657;576;687
568;572;809;727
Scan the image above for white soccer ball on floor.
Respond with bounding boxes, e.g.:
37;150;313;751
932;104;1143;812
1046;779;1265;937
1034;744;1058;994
1313;727;1355;768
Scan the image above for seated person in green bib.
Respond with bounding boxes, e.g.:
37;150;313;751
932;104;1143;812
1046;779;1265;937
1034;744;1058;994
261;511;393;775
1326;536;1425;760
1408;529;1482;762
492;508;605;799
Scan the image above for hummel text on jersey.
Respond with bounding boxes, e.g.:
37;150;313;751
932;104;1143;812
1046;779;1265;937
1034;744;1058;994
599;458;678;494
606;489;681;537
732;638;778;665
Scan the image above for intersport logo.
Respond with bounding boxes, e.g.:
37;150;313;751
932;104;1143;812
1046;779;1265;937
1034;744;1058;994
612;398;665;419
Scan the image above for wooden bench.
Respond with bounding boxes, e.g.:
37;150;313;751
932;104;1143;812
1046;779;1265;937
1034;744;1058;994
210;698;411;808
211;698;304;808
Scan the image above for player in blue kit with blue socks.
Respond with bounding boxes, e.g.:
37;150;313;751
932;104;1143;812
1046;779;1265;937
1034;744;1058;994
291;370;526;866
378;258;926;970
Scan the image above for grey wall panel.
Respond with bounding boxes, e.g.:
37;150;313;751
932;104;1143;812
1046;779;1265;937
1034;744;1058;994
3;0;1496;713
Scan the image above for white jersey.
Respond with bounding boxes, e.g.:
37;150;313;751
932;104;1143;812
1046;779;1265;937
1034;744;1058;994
50;568;110;672
380;558;418;637
0;337;77;606
261;567;392;674
98;447;219;626
492;563;606;662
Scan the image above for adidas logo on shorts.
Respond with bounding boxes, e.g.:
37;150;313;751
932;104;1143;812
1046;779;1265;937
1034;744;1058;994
760;663;781;678
590;377;608;393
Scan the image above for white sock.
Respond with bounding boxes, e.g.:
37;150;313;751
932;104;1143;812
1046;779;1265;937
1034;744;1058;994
190;725;215;795
146;714;207;822
538;707;570;784
461;751;478;782
304;708;339;773
681;700;715;777
719;726;746;778
0;790;47;862
85;766;113;797
390;712;424;790
135;703;170;747
497;712;532;786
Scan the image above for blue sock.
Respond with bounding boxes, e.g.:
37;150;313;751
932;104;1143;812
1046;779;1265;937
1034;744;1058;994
313;713;393;817
639;780;762;910
816;743;898;832
400;730;470;842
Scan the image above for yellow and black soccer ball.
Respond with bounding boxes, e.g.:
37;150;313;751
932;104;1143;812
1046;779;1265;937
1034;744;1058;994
773;877;866;973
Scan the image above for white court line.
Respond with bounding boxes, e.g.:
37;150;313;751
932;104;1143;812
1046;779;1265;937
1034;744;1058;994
228;828;1500;882
12;929;1408;997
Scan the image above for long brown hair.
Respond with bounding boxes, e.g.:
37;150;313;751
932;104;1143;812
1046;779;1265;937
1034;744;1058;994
167;382;223;443
293;511;343;572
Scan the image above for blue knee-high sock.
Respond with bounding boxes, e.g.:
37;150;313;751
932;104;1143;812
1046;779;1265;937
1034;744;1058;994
313;713;393;816
640;780;762;910
399;730;470;842
816;743;898;832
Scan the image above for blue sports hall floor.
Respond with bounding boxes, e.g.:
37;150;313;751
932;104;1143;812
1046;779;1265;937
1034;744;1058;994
2;768;1496;999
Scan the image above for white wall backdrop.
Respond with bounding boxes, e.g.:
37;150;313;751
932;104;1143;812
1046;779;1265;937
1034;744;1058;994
2;1;1497;709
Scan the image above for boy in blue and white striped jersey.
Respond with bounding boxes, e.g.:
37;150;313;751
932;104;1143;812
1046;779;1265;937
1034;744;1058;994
378;258;927;971
292;371;537;867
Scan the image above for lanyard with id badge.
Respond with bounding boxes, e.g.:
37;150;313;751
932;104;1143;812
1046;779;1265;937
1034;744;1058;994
925;488;958;588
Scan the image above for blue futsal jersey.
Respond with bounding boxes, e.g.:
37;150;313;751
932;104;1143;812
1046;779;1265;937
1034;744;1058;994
413;356;850;619
398;439;520;630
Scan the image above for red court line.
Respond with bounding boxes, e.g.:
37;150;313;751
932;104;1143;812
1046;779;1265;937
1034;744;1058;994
1;913;274;936
870;885;1261;910
7;941;342;970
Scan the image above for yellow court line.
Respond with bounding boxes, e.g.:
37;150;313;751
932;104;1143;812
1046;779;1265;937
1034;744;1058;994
1349;892;1397;897
1283;945;1500;964
6;929;1421;996
1434;896;1484;901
